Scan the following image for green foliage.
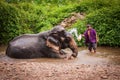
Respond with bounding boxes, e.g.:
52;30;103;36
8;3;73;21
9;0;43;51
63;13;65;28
0;0;80;44
0;1;20;44
75;0;120;13
86;7;120;46
0;0;120;47
73;0;120;46
0;1;34;44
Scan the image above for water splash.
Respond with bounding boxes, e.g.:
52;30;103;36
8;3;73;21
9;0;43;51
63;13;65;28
69;28;82;41
69;28;78;38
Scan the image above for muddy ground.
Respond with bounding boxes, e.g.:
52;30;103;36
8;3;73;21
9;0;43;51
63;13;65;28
0;46;120;80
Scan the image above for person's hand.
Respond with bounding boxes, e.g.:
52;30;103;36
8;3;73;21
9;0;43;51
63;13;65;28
81;34;85;37
96;38;99;42
77;34;82;41
96;36;99;42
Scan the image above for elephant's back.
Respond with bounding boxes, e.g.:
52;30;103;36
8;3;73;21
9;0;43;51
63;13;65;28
11;35;39;47
9;31;49;46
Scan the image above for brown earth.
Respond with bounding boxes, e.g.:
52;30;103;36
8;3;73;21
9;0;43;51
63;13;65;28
0;60;120;80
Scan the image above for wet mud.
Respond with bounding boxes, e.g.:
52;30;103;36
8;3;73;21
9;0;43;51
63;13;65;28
0;45;120;80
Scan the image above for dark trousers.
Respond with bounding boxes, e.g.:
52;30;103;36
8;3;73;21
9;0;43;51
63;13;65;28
87;42;96;52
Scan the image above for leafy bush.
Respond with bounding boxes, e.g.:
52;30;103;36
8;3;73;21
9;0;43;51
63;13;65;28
73;0;120;46
0;1;40;44
86;7;120;46
0;0;80;44
75;0;119;13
0;0;120;47
0;1;21;44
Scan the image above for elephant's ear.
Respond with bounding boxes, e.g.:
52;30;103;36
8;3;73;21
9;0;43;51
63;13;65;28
46;37;60;51
47;37;59;46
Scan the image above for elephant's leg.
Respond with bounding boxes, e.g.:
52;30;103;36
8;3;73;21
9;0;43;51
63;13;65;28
57;53;67;59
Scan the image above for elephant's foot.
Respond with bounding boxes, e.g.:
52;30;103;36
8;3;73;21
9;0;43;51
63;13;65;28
57;54;67;59
60;49;75;60
64;52;75;60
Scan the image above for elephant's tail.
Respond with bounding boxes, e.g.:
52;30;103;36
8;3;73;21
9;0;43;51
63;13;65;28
6;44;11;57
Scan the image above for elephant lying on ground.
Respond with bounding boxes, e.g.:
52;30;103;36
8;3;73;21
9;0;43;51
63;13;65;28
6;25;78;59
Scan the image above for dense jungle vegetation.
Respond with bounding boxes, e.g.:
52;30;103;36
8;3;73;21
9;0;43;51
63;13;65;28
0;0;120;47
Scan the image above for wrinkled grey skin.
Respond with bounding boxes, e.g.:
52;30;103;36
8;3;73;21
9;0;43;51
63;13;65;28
6;25;78;59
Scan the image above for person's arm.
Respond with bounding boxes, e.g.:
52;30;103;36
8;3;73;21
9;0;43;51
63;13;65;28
94;29;99;42
96;33;99;42
82;34;85;37
81;31;86;37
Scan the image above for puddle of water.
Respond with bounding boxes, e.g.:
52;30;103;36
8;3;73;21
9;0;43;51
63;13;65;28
0;45;120;65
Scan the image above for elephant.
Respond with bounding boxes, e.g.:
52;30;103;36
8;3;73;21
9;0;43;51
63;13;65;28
6;25;78;59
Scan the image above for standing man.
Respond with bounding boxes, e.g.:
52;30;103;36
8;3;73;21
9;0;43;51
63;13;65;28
82;24;98;53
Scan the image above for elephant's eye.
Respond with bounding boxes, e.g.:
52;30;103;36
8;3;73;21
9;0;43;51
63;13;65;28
59;30;65;34
51;33;57;35
66;37;71;41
